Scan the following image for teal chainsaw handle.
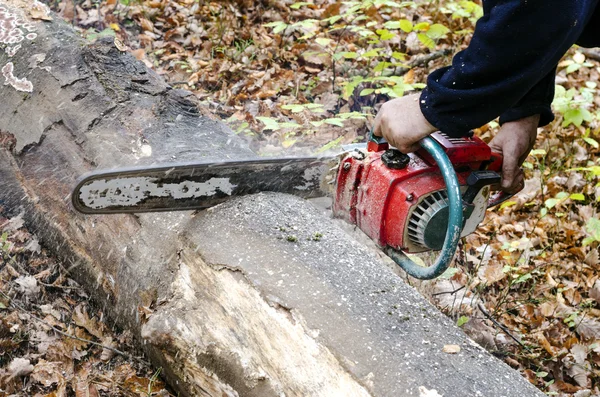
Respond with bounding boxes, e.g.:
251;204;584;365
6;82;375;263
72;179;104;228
369;131;463;280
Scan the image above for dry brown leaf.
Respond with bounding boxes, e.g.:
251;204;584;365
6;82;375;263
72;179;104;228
571;344;589;364
301;45;331;66
567;362;590;388
72;304;104;340
403;69;416;84
7;357;33;379
30;1;53;21
590;280;600;304
131;49;146;61
73;365;100;397
478;262;505;284
585;249;599;267
535;332;556;356
551;380;582;393
138;17;155;32
100;336;116;362
539;301;557;317
31;359;63;387
58;0;75;20
322;2;342;18
577;318;600;340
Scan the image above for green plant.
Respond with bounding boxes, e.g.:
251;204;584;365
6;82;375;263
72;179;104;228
582;217;600;246
439;0;483;24
147;367;162;396
553;83;595;127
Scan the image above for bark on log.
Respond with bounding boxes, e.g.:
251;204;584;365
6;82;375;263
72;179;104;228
0;2;544;396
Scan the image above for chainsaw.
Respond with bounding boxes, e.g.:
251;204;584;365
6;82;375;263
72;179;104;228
71;131;514;280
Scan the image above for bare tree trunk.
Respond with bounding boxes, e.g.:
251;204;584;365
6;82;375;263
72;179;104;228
0;2;545;397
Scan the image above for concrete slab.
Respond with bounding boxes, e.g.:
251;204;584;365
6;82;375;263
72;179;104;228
190;193;544;397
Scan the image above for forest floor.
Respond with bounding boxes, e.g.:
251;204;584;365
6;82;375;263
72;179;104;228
2;0;600;396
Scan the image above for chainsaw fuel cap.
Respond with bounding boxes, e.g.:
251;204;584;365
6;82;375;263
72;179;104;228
381;149;410;169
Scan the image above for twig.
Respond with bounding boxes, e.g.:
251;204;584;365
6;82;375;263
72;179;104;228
38;281;80;290
391;48;452;76
478;302;530;350
431;285;465;297
0;289;151;366
331;24;350;94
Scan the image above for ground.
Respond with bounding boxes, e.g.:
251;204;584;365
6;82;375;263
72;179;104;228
2;0;600;396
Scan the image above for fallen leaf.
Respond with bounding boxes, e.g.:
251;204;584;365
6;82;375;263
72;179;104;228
567;362;590;388
7;357;33;379
58;0;75;20
30;1;53;21
2;213;24;232
31;359;63;387
577;318;600;340
72;304;104;340
14;276;40;297
478;262;505;284
100;337;116;361
571;344;588;364
536;332;556;356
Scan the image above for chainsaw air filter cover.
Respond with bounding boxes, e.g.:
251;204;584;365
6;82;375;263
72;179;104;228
407;190;449;250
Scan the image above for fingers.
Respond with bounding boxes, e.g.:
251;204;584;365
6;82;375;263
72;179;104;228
371;95;437;153
500;150;520;193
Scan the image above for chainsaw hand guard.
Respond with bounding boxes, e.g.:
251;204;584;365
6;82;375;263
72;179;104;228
385;137;463;279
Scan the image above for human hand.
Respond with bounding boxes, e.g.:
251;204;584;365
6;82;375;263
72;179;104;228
488;114;540;194
372;93;437;153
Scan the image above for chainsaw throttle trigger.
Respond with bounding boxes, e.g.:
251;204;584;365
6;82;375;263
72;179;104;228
385;136;463;280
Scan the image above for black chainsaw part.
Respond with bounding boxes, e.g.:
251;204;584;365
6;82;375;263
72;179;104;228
381;149;410;169
463;170;501;204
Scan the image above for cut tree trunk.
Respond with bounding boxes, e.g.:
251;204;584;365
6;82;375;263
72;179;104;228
0;2;545;397
0;3;368;396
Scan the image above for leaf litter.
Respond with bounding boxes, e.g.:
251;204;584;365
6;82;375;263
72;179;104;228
0;205;171;396
36;0;600;395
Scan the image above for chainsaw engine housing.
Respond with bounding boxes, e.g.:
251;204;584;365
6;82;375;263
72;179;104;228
333;132;498;253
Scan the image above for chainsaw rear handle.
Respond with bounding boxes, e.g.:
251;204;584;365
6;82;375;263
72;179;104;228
483;151;522;207
369;131;463;279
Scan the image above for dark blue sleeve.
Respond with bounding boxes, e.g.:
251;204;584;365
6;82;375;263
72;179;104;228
419;0;599;137
498;66;556;126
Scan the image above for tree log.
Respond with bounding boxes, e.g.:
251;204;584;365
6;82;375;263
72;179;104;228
0;2;544;396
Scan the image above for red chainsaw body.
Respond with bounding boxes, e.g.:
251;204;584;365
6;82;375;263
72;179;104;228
333;133;500;253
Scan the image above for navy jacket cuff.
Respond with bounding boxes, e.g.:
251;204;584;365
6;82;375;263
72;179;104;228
499;104;554;127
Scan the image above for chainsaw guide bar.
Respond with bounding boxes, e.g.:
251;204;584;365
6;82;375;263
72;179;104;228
72;156;338;214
